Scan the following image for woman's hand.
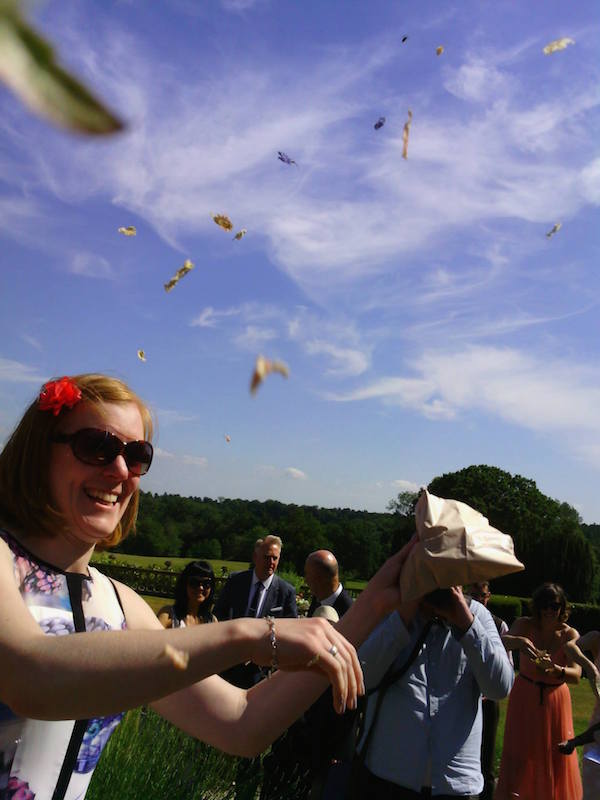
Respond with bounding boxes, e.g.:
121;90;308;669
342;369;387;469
558;740;575;755
516;636;541;661
250;617;363;714
184;614;199;627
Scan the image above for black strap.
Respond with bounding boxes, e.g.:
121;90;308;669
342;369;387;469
356;619;434;766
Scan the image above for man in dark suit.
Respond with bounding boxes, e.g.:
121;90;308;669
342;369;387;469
213;534;297;688
261;549;354;800
305;549;353;619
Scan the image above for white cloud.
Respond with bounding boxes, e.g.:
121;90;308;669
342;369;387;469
0;357;45;384
284;467;307;480
190;306;242;328
304;340;370;377
330;345;600;463
70;252;114;279
391;479;421;492
233;325;279;350
443;58;510;103
155;446;206;467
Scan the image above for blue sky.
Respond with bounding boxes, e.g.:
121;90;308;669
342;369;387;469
1;0;600;519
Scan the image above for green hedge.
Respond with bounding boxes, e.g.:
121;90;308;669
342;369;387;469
487;595;523;626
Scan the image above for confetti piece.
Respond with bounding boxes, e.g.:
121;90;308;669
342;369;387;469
278;151;297;166
546;222;562;238
543;37;575;55
163;643;189;671
402;109;413;160
436;46;444;56
213;214;233;231
0;2;124;135
164;259;194;292
250;355;289;395
374;116;386;130
225;434;231;443
401;36;408;43
137;349;147;362
118;226;136;236
233;228;247;241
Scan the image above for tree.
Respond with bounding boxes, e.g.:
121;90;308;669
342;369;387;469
387;491;418;516
426;465;597;602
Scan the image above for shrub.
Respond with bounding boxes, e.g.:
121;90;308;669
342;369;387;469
487;595;522;626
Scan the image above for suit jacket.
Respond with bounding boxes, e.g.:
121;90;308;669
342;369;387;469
213;569;297;688
307;587;353;619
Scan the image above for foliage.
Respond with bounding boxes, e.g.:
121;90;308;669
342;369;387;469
122;492;404;580
487;595;523;626
427;465;597;602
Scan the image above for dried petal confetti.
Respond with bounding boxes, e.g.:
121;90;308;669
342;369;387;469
374;116;386;130
402;109;413;160
225;434;231;443
118;226;136;236
0;2;124;135
163;643;189;671
233;228;247;241
546;222;562;238
278;151;297;166
164;259;194;292
543;37;575;55
137;349;147;362
250;355;290;395
213;214;233;231
436;46;444;56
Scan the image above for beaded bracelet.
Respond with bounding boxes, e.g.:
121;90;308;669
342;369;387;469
265;616;278;677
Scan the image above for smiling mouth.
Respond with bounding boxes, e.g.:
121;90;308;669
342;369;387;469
86;489;119;506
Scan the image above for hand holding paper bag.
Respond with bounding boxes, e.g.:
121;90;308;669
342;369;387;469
399;490;524;603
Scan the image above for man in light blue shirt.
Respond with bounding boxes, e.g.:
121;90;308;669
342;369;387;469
357;586;514;799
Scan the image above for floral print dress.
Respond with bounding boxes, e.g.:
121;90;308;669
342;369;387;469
0;530;126;800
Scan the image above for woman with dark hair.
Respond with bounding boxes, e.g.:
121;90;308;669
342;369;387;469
158;560;217;627
495;582;582;800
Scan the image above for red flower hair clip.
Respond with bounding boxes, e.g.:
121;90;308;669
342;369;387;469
38;376;82;416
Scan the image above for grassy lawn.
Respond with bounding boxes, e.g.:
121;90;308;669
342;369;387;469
92;552;249;573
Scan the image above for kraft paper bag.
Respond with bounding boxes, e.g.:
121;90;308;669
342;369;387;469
399;490;524;602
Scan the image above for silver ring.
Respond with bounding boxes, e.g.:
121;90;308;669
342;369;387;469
328;644;338;658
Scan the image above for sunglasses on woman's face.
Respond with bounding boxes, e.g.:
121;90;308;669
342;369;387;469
543;601;562;611
188;577;211;590
53;428;153;476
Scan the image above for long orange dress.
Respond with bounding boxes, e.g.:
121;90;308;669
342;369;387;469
495;647;582;800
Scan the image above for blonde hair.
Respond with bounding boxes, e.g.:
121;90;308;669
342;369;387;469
0;374;153;548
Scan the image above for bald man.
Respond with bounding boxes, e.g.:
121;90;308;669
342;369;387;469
304;549;353;619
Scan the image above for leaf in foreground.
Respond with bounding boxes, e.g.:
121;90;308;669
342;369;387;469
0;1;124;135
118;226;137;236
250;355;289;395
164;259;195;292
543;37;575;55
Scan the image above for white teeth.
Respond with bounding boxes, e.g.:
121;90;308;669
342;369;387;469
87;490;118;504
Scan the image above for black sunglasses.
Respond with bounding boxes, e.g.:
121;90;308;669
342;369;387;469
53;427;153;476
543;601;562;611
188;577;212;590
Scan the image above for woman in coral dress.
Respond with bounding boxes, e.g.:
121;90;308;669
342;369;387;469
495;582;582;800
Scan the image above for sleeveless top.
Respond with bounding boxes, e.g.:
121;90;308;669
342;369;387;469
0;529;126;800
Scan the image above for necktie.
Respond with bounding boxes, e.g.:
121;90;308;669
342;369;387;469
249;581;265;617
